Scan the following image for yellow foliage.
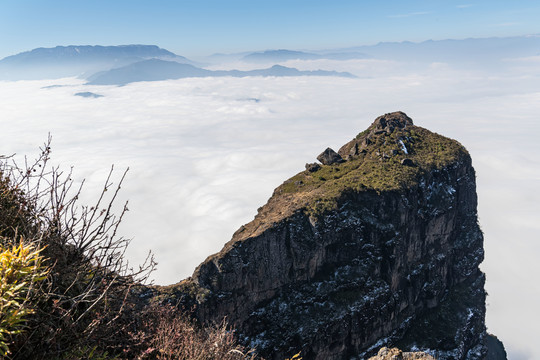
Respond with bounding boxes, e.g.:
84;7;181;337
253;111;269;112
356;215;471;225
285;353;302;360
0;239;48;356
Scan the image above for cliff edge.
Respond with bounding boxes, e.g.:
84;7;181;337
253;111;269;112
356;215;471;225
165;112;494;359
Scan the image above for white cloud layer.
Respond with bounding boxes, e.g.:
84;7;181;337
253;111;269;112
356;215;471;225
1;57;539;359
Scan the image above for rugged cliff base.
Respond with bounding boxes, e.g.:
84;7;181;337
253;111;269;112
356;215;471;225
368;347;436;360
161;112;497;359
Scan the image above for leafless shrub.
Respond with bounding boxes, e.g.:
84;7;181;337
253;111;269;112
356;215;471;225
0;137;156;358
1;138;264;360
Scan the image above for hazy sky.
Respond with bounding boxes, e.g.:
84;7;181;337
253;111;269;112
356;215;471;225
1;0;540;58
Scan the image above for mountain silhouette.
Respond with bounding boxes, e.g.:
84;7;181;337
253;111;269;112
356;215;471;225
86;59;356;85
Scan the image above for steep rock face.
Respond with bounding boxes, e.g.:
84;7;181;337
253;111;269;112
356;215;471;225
174;112;488;359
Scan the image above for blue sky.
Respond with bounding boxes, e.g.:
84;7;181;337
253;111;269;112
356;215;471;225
1;0;539;58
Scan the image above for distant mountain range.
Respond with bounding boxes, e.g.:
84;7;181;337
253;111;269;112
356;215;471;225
0;45;192;80
2;35;539;83
218;35;540;67
241;49;369;63
0;45;356;83
320;35;540;64
86;59;356;85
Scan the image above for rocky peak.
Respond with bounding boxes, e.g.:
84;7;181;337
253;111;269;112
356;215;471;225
372;111;414;133
338;111;415;159
165;112;492;360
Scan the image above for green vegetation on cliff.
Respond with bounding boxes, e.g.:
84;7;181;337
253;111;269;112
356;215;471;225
235;112;469;240
186;111;488;359
279;112;468;214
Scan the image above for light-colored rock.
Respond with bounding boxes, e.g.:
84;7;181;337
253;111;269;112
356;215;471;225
368;347;437;360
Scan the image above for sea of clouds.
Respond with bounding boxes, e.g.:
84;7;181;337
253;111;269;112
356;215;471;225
1;56;539;359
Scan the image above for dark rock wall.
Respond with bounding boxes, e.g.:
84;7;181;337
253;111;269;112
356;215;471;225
485;334;507;360
191;155;486;359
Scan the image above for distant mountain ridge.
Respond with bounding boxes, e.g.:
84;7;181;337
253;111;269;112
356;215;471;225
321;35;540;64
218;35;540;67
1;45;178;63
86;59;356;85
0;45;356;83
3;35;539;82
0;44;193;80
241;49;369;62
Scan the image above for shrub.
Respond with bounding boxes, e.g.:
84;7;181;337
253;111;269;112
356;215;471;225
129;303;259;360
1;140;264;359
0;239;48;356
0;139;155;358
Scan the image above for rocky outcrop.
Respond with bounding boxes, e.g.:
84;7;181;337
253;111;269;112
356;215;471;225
317;147;344;165
485;334;507;360
168;112;490;359
368;347;436;360
305;163;321;172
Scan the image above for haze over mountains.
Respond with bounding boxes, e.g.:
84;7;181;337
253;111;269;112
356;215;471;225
347;35;540;64
316;36;540;64
241;49;370;62
0;44;355;84
210;35;540;66
2;35;540;85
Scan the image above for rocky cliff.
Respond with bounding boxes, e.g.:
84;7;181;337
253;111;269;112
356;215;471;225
368;347;436;360
165;112;490;359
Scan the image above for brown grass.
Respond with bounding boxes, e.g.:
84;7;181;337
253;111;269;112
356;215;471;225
130;303;260;360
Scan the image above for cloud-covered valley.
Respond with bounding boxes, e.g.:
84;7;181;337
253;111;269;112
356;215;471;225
1;56;539;359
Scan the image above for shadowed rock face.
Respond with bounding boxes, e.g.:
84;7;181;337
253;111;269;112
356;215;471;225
171;112;488;359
